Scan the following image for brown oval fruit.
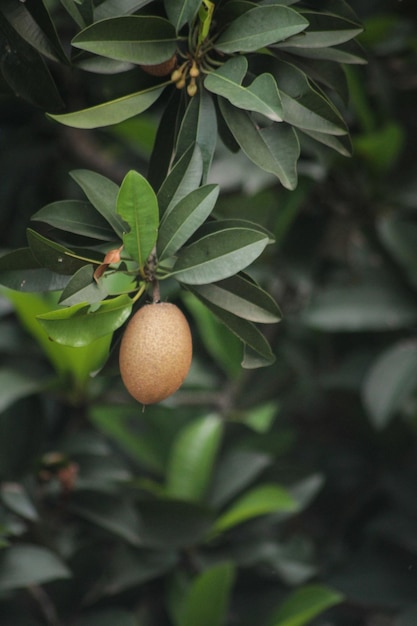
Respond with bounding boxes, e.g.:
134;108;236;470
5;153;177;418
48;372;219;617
119;302;192;405
140;54;177;77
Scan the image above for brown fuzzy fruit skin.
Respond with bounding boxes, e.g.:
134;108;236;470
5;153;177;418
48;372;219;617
140;54;177;77
119;302;192;405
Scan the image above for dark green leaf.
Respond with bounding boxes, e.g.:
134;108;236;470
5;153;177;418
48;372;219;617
94;0;154;20
279;38;366;64
362;340;417;430
0;545;71;590
72;610;137;626
48;84;165;129
157;143;203;217
0;368;47;414
26;229;88;275
148;88;183;191
164;0;201;32
36;294;133;347
175;89;217;183
219;98;299;190
117;170;159;271
59;265;108;306
165;414;224;502
267;584;343;626
169;228;269;284
181;563;235;626
157;184;219;260
0;248;69;292
31;200;117;241
215;5;308;53
378;215;417;288
275;10;362;49
191;274;282;323
1;483;38;522
72;16;177;65
70;169;126;238
205;57;283;122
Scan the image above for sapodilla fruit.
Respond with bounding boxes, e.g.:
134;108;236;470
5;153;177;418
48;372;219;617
119;302;192;405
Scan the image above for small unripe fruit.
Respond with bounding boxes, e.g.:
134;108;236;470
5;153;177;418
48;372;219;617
119;302;192;405
140;54;177;77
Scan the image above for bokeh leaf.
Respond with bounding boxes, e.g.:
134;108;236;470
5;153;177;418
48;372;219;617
0;544;71;590
268;584;343;626
181;563;235;626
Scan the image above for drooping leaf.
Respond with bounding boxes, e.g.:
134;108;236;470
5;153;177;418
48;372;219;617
72;16;177;65
164;0;201;32
205;57;283;122
165;414;224;502
191;274;282;323
157;143;203;217
59;265;108;306
117;170;159;271
26;229;89;275
47;84;165;129
0;248;69;292
274;10;363;50
267;584;343;626
31;200;117;241
175;89;217;183
0;544;71;590
157;184;219;260
1;482;38;522
181;563;235;626
215;5;308;53
70;169;126;238
219;98;300;190
211;483;298;535
148;88;183;191
279;38;366;64
362;340;417;430
36;294;133;347
169;227;270;284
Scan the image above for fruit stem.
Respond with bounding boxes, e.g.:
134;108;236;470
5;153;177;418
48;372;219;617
152;279;161;303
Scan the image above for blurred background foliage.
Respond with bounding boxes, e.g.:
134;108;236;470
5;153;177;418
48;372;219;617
0;1;417;625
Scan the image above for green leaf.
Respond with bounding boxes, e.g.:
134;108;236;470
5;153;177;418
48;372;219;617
157;184;219;261
219;98;299;190
188;288;275;366
191;274;282;323
1;483;38;522
181;563;235;626
70;169;126;238
59;265;108;306
26;229;88;275
274;10;363;49
0;368;47;414
362;340;417;430
215;5;308;53
117;170;159;271
169;228;269;284
211;484;298;535
31;200;117;241
36;294;133;347
0;248;69;292
0;544;71;590
165;414;224;502
378;215;417;288
268;584;343;626
157;143;203;217
175;89;217;183
164;0;201;32
280;38;366;64
72;16;177;64
94;0;153;20
205;57;283;122
47;84;165;129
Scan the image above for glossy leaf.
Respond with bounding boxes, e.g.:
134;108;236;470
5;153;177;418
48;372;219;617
31;200;117;241
48;84;165;129
170;228;269;284
165;414;224;502
175;89;217;183
164;0;201;32
205;57;283;122
36;294;132;347
268;584;343;626
157;143;203;217
157;184;219;261
362;340;417;430
274;11;363;49
72;16;177;64
281;38;366;64
117;170;159;271
0;544;71;590
191;274;282;323
59;265;108;306
188;288;275;366
219;98;299;190
0;248;69;292
181;563;235;626
215;5;308;53
211;483;298;535
70;169;126;238
94;0;154;20
26;229;88;275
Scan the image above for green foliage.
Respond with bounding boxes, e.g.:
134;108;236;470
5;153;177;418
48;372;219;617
1;1;417;626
